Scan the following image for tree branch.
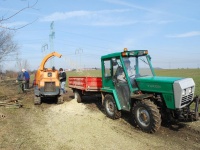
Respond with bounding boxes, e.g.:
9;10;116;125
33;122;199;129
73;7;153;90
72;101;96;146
0;0;38;30
0;18;38;30
1;0;38;22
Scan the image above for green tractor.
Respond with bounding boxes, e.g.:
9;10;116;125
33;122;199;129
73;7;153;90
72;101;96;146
101;48;199;133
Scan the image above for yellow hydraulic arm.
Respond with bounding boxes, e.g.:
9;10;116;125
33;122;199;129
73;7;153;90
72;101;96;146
39;52;62;71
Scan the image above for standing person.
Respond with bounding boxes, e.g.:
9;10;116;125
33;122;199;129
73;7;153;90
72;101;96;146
23;69;30;90
59;68;67;94
16;69;25;94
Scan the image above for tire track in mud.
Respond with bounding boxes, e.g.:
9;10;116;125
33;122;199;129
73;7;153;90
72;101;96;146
82;97;200;150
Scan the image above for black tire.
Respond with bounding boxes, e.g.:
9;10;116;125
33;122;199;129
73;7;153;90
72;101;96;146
132;100;161;133
74;90;82;103
103;94;121;119
57;96;64;104
34;96;41;105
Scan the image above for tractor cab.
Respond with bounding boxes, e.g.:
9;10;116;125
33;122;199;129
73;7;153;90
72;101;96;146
101;48;153;111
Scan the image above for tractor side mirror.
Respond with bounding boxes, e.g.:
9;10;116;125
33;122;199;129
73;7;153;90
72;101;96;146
111;58;118;66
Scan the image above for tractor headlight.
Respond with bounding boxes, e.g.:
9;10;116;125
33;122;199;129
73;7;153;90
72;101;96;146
182;89;186;96
188;87;192;93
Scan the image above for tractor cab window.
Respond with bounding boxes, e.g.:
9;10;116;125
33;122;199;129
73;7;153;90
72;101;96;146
113;57;136;85
138;56;153;76
112;58;122;77
122;57;136;85
104;60;111;77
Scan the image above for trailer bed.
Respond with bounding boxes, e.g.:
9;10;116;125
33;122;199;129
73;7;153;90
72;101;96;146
68;77;102;91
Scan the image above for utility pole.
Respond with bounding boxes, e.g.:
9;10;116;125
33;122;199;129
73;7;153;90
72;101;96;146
49;21;55;67
75;48;83;71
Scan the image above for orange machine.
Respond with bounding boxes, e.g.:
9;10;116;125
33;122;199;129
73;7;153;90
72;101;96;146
34;52;64;105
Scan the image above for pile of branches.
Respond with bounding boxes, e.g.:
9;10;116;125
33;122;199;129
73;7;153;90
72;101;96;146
0;96;22;108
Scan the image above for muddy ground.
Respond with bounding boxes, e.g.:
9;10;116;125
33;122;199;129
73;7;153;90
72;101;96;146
0;79;200;150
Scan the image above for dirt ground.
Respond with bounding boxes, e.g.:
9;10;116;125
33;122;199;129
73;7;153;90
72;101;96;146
0;79;200;150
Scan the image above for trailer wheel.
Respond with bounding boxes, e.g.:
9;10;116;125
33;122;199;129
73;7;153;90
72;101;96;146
132;100;161;133
34;96;41;105
74;90;82;103
103;94;121;119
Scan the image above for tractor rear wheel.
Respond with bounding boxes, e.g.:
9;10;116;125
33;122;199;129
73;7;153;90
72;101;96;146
34;96;41;105
132;99;161;133
103;94;121;119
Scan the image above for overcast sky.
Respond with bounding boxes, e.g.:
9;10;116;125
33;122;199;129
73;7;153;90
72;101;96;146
1;0;200;70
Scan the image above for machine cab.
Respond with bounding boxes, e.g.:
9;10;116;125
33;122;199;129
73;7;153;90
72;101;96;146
101;49;155;111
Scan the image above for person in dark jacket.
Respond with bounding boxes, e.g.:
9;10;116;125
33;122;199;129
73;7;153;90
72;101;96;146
23;69;30;90
16;69;25;94
59;68;66;94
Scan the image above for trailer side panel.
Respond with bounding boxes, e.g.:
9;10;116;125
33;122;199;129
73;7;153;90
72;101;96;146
68;77;102;91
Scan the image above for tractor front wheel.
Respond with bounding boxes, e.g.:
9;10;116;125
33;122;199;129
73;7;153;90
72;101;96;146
132;99;161;133
103;94;121;119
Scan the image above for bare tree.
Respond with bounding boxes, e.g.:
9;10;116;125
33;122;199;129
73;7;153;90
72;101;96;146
0;0;38;69
0;29;18;64
15;59;30;71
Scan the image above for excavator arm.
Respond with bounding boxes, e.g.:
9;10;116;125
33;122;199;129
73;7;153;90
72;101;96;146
39;52;62;70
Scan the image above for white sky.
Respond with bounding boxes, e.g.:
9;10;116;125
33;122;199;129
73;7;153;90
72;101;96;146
1;0;200;70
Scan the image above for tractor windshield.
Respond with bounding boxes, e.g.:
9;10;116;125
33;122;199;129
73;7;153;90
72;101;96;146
112;55;153;86
122;55;153;79
138;56;153;77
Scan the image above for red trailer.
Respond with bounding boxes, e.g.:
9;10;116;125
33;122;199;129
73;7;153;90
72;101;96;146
68;77;102;103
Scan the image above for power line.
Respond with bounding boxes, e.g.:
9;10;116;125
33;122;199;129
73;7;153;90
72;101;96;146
56;30;119;44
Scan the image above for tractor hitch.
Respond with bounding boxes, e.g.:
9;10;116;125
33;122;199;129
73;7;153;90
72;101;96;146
187;95;199;121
